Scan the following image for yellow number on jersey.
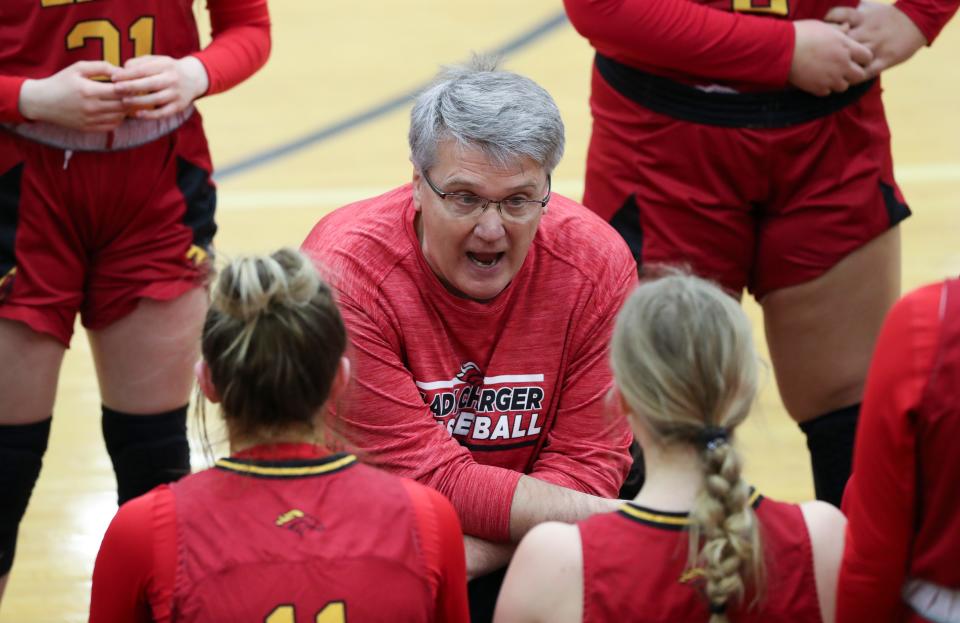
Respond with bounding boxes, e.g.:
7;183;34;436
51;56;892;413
65;17;155;68
265;602;347;623
41;0;94;6
732;0;789;16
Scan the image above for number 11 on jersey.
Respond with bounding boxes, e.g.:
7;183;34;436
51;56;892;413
265;602;347;623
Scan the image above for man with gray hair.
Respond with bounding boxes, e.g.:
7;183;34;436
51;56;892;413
302;57;635;617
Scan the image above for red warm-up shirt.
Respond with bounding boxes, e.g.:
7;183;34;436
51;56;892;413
564;0;958;88
302;185;636;543
838;280;960;623
89;444;468;623
0;0;270;123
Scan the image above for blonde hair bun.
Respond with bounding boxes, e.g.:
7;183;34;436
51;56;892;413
212;248;320;322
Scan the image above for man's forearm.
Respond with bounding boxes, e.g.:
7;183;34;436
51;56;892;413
508;475;621;541
463;536;516;581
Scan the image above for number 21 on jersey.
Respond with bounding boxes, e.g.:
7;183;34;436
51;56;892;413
40;0;155;66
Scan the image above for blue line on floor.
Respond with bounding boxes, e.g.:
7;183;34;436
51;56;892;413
215;11;569;181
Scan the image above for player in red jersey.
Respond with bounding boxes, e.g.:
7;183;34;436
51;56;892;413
302;57;635;620
0;0;270;603
88;249;469;623
838;279;960;623
564;0;958;507
495;273;845;623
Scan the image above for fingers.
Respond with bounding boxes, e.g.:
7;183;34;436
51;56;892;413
82;79;123;100
845;37;874;66
73;61;120;80
113;56;170;83
89;98;127;114
130;101;181;121
113;74;170;96
121;88;176;110
824;6;862;27
863;58;886;80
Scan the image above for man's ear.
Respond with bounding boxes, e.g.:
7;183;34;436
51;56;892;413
195;359;221;403
329;356;352;402
411;168;423;212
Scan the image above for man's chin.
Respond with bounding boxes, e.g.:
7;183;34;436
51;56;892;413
448;277;510;303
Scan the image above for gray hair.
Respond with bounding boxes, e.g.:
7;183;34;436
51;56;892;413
409;55;565;174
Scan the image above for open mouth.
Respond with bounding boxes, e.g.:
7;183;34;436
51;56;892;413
466;251;505;268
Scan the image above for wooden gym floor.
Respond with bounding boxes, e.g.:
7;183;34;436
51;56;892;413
2;1;958;620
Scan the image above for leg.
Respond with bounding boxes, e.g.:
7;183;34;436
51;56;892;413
0;319;65;602
762;227;900;503
88;288;207;503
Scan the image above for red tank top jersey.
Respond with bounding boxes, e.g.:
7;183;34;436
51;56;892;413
1;1;202;80
169;453;444;622
579;493;822;623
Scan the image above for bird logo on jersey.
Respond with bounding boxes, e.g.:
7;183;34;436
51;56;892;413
455;362;484;386
275;509;323;537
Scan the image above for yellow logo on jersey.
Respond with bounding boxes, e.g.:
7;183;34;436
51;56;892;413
186;244;209;266
275;509;305;527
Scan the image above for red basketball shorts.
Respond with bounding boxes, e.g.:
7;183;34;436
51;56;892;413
583;66;910;299
0;112;216;345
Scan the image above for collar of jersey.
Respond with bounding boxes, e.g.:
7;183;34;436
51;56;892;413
618;488;763;531
216;446;357;478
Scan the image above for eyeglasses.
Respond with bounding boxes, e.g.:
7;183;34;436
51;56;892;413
421;170;551;224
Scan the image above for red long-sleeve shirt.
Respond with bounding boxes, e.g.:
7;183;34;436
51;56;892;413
837;281;960;622
89;444;468;623
0;0;270;123
302;186;635;542
564;0;958;88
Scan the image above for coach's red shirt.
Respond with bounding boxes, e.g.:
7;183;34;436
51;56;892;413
0;0;270;123
579;493;822;622
89;444;467;623
302;185;635;542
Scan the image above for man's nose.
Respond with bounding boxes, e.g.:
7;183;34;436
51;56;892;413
473;203;506;241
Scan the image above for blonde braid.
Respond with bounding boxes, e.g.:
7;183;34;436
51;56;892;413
689;438;763;622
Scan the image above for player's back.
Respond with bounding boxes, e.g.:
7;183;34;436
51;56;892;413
170;453;440;622
578;493;822;623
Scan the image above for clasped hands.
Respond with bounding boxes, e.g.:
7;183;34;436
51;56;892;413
18;55;209;133
790;0;928;96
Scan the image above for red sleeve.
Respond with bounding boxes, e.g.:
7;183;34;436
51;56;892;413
332;292;522;542
836;283;943;623
89;487;178;623
401;479;470;622
563;0;795;86
0;75;27;123
192;0;271;96
893;0;959;44
527;259;635;497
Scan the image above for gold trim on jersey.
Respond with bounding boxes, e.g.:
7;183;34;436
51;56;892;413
618;489;763;530
216;453;357;478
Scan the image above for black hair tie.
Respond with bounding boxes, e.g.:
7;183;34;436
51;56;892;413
698;426;729;451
